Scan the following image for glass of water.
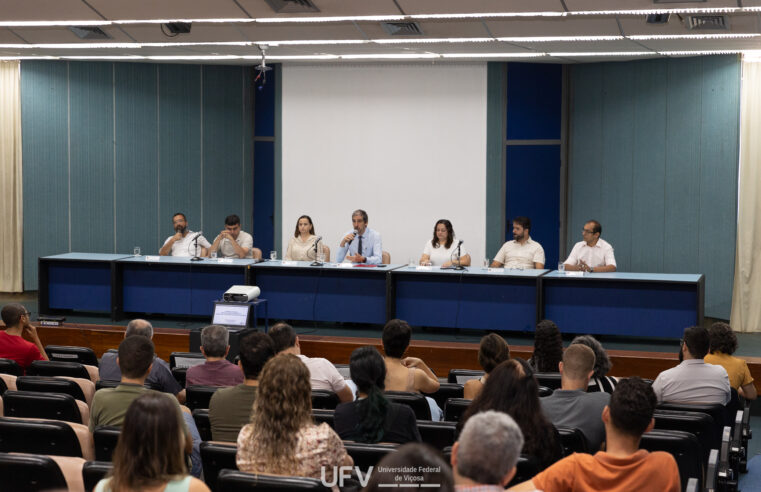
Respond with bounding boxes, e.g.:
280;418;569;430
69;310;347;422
558;262;565;272
270;250;277;261
483;258;490;269
210;251;218;259
409;258;416;268
133;246;141;256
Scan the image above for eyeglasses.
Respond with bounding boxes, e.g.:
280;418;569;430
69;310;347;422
582;229;595;234
23;311;32;317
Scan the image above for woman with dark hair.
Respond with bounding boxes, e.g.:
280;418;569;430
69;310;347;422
284;215;329;261
419;219;471;267
706;322;757;400
334;346;421;443
459;359;562;471
570;335;618;393
529;320;563;373
237;354;352;485
94;393;209;492
464;333;510;400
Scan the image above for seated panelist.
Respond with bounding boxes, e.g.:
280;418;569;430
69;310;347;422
420;219;471;267
284;215;328;261
337;209;382;264
491;216;544;269
159;212;210;257
209;214;260;259
563;219;616;273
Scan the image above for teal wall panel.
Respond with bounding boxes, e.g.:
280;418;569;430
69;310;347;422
569;56;740;319
242;69;254;233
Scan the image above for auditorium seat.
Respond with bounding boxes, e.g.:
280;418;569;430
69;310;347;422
93;426;121;462
685;477;698;492
534;372;562;390
186;385;220;410
217;469;331;491
82;461;113;492
0;373;12;393
417;420;457;450
538;386;553;397
0;358;23;376
443;397;471;422
653;409;715;464
311;389;340;410
640;429;702;492
323;245;331;263
343;441;397;473
718;426;738;491
385;391;431;421
0;416;95;460
16;375;88;404
556;425;590;455
170;352;206;370
94;379;158;391
3;390;87;424
506;455;542;488
430;382;464;411
45;345;99;367
172;366;187;387
447;369;484;384
200;441;238;492
0;452;82;492
657;402;726;450
28;360;99;383
312;408;335;428
705;448;719;491
193;408;212;441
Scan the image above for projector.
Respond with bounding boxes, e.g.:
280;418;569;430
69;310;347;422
223;285;261;302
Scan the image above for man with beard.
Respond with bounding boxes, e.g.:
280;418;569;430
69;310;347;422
159;212;211;257
491;216;545;269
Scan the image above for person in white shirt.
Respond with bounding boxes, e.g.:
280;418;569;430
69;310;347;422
563;219;616;273
420;219;471;267
159;213;211;257
208;214;260;259
284;215;328;262
491;217;545;269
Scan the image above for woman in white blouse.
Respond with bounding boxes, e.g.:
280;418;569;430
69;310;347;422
284;215;329;261
419;219;471;267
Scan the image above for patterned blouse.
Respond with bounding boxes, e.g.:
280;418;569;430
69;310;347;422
236;422;349;484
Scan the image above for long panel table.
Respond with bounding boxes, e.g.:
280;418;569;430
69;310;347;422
391;266;548;331
541;271;704;338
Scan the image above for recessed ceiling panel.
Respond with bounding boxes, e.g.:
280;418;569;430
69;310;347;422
397;0;564;15
87;0;248;21
487;18;622;37
239;23;365;41
0;0;102;21
360;20;490;39
120;25;247;43
237;0;400;17
9;26;134;44
619;13;759;35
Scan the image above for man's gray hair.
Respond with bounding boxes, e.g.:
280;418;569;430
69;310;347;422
456;410;524;485
201;324;230;358
125;319;153;339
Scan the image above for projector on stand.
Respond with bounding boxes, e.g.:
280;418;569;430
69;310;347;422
223;285;261;302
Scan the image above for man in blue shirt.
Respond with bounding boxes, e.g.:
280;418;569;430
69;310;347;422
337;209;383;264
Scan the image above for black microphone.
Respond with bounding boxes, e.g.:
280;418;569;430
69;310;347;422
310;236;324;266
189;231;204;262
454;240;465;270
313;236;323;253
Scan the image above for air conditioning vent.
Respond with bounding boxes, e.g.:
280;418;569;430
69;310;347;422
265;0;320;14
685;15;729;30
381;22;424;36
69;26;112;40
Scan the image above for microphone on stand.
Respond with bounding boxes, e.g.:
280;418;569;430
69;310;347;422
454;240;465;271
190;231;204;262
310;236;323;266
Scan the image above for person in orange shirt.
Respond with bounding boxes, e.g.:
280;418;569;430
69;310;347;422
705;321;757;400
508;377;680;492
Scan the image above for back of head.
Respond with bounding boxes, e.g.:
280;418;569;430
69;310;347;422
463;360;525;423
609;377;657;438
268;322;296;353
238;332;276;380
1;303;26;327
683;325;710;359
125;319;153;339
533;320;563;372
562;344;596;380
200;324;229;358
350;346;389;443
364;443;454;492
382;319;411;358
110;392;186;490
118;336;155;379
457;410;524;486
708;322;737;355
570;335;611;379
478;333;510;373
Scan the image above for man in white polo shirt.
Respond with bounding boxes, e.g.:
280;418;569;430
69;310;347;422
491;216;545;269
563;219;616;273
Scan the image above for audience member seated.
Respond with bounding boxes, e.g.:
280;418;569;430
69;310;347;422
541;344;610;451
463;333;510;400
508;377;680;492
652;325;731;404
0;303;48;372
460;359;562;471
452;410;524;490
335;346;421;444
185;325;243;387
268;322;353;403
236;354;352;486
363;443;454;491
94;392;209;492
529;320;563;373
209;332;275;442
570;335;618;393
99;319;185;403
705;321;757;400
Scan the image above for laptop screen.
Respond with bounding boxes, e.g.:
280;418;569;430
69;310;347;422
212;303;250;327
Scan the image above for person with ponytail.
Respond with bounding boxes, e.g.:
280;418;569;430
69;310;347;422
334;346;421;444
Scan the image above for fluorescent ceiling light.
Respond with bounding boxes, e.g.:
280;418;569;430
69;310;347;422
658;50;741;56
374;37;493;44
114;18;250;25
499;36;624;42
262;39;367;46
340;53;440;59
265;55;340;60
254;15;405;23
0;20;111;27
549;51;653;57
409;12;564;19
570;8;740;16
442;53;546;58
629;33;760;40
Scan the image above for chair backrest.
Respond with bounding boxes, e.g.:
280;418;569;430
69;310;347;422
193;408;212;441
417;420;457;450
0;376;7;395
640;429;702;492
657;402;726;450
534;372;562;390
384;391;431;421
82;460;113;492
28;360;91;380
16;375;87;402
684;477;698;492
312;409;335;428
322;245;331;263
0;358;23;376
334;364;350;379
93;426;122;462
506;455;542;488
170;352;206;370
343;441;398;473
186;385;220;410
429;383;464;411
172;366;187;387
200;441;238;492
45;345;99;367
382;251;390;264
443;398;471;422
217;469;332;491
0;417;86;458
538;386;553;397
556;425;590;456
653;409;716;464
705;448;719;491
0;452;69;491
311;389;340;410
447;369;484;384
3;390;83;423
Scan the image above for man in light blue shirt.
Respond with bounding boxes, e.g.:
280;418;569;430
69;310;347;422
336;209;383;264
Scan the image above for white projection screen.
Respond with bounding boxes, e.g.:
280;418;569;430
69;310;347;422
281;62;488;266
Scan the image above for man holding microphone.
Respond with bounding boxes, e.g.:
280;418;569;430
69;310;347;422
337;209;382;264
